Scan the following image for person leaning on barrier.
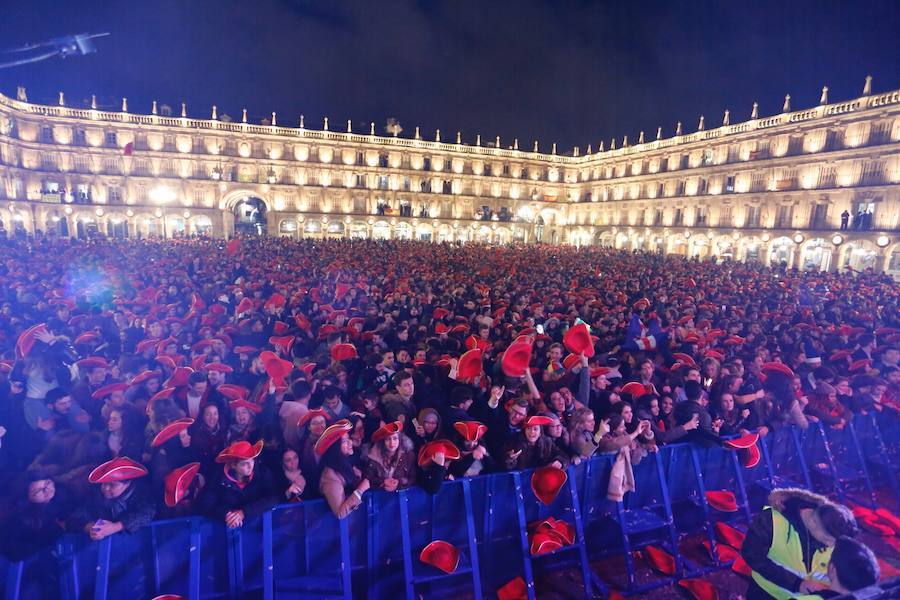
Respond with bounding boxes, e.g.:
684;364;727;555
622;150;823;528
742;488;859;600
317;420;370;518
68;456;156;541
197;440;277;529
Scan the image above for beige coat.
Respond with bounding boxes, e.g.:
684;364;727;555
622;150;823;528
319;466;362;519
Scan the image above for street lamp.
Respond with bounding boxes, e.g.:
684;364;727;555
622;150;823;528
150;185;175;238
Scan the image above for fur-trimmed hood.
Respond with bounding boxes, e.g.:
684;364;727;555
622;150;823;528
767;487;831;512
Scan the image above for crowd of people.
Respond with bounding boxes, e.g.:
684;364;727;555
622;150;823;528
0;234;896;596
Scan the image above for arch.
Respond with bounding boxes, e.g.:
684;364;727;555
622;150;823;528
475;225;492;243
598;231;616;248
798;237;833;271
394;222;413;240
768;236;796;267
190;215;213;236
105;213;130;239
839;239;880;272
325;221;345;238
495;226;512;245
712;235;736;260
278;218;299;237
43;207;69;237
537;207;563;226
348;221;369;240
737;236;765;263
372;220;391;240
885;242;900;278
219;189;272;212
415;222;434;242
231;196;268;236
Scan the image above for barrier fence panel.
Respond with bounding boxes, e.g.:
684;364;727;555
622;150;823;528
2;418;898;600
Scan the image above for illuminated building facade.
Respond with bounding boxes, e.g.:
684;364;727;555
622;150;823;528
0;79;898;274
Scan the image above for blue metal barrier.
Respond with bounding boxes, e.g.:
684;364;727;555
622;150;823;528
2;416;898;599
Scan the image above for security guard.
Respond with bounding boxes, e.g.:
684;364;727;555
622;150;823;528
742;488;858;599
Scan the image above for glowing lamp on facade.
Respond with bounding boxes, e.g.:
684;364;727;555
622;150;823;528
832;234;843;246
64;206;73;215
150;185;176;204
761;233;771;242
95;208;104;217
731;231;740;241
793;233;804;244
126;209;134;217
876;235;890;248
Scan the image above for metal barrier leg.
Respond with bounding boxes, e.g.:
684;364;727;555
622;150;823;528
568;465;603;599
730;449;753;522
398;490;415;600
262;512;274;600
339;518;352;600
865;413;900;509
93;536;112;600
689;446;721;566
654;453;683;577
816;422;846;503
4;561;23;600
188;519;201;600
366;494;378;596
791;427;813;489
511;472;537;600
847;420;879;508
462;479;484;600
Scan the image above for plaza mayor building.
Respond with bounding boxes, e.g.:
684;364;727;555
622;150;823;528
0;78;898;276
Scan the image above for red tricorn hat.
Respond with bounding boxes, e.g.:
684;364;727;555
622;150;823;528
705;490;738;512
269;335;294;354
417;439;461;467
562;322;595;357
562;353;580;371
740;442;761;468
434;322;450;335
531;465;568;505
216;440;264;463
372;420;403;443
456;348;483;379
164;366;194;388
704;349;725;362
229;399;263;415
722;432;759;450
73;332;100;345
151;418;195;447
419;540;460;574
264;293;286;310
272;321;290;335
715;521;746;549
217;384;250;401
91;382;130;401
529;531;563;555
297;407;331;428
589;367;612;378
632;297;651;311
202;362;233;373
453;421;488;443
524;415;554;428
164;462;201;508
330;343;358;362
432;307;450;320
465;335;491;353
731;555;752;577
152;595;185;600
501;342;533;377
849;358;872;373
236;297;254;315
147;388;176;411
136;338;161;354
496;576;527;600
761;361;794;378
678;578;718;600
16;323;49;358
262;355;293;383
701;539;741;563
233;345;257;355
88;456;148;483
643;545;676;575
314;420;353;456
75;356;110;370
620;381;649;399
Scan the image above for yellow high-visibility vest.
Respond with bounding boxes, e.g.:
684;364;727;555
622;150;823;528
750;507;833;600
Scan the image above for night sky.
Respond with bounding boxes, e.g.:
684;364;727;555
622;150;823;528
1;0;897;151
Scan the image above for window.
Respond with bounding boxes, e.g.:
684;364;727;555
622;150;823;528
423;157;432;171
105;131;118;147
702;148;714;166
355;174;365;188
442;180;452;194
162;160;177;177
484;163;492;176
133;159;150;176
104;158;120;174
696;206;708;225
402;177;411;192
353;196;367;213
377;176;389;190
746;206;760;227
775;205;793;228
193;188;206;205
420;179;432;193
356;151;365;165
378;152;389;168
108;186;123;204
673;208;683;226
40;153;58;170
719;205;732;226
73;129;86;145
40;127;54;143
136;185;148;203
725;175;735;193
809;203;828;229
502;163;510;176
